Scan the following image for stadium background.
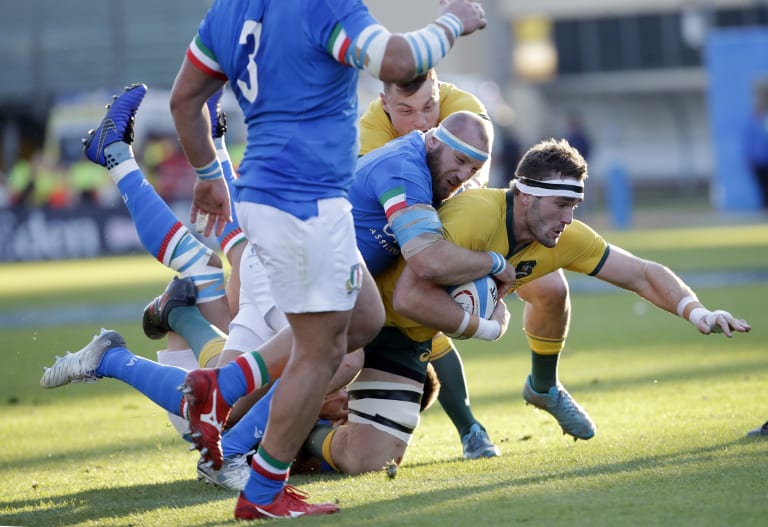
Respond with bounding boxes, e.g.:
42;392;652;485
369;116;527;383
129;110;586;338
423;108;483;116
0;0;766;262
0;4;765;525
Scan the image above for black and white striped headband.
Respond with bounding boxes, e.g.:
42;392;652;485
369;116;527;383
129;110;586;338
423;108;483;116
515;177;584;200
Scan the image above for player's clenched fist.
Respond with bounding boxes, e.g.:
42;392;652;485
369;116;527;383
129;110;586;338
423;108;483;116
440;0;487;34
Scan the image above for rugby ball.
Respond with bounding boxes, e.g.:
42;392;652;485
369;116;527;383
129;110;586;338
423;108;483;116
447;275;498;320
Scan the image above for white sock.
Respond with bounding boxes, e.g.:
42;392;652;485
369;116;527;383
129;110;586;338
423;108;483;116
157;348;198;370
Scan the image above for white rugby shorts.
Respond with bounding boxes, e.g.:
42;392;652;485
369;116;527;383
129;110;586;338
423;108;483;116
235;197;362;314
225;243;289;353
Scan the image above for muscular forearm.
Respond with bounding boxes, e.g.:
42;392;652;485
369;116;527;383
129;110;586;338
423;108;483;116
171;100;217;168
393;275;470;333
632;260;694;315
407;240;494;285
169;58;221;168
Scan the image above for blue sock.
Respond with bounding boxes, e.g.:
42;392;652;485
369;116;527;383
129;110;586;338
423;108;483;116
222;380;279;458
115;169;184;260
95;347;185;416
216;352;269;406
244;445;289;505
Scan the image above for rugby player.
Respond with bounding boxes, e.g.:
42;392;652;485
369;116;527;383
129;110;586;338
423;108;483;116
359;67;575;457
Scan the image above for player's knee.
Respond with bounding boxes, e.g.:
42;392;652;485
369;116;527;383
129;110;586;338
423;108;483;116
333;428;402;475
522;272;570;313
541;272;569;302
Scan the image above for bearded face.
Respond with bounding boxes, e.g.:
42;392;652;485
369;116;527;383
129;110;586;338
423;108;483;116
426;142;471;203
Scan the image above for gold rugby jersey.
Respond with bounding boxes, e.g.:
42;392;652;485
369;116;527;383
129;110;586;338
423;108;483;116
376;188;609;341
358;82;488;155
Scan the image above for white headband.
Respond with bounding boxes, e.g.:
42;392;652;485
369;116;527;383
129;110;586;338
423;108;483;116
433;124;489;162
515;177;584;200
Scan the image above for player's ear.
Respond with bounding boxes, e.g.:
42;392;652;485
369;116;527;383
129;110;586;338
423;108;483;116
426;132;438;150
521;193;532;205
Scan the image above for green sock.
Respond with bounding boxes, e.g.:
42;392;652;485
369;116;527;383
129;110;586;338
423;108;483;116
167;305;224;359
530;351;560;393
432;348;478;438
304;422;333;459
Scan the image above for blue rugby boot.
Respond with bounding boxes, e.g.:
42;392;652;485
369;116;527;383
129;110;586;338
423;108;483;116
83;83;147;167
461;423;501;459
746;421;768;437
523;375;596;440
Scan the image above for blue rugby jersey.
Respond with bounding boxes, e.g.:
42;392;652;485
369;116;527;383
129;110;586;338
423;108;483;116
350;131;440;275
187;0;379;218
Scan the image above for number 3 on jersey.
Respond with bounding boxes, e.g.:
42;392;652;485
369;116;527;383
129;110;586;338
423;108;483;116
238;20;262;102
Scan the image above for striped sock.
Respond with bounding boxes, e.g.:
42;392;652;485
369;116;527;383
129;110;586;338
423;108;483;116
167;305;225;360
168;232;226;303
217;351;269;405
243;445;290;505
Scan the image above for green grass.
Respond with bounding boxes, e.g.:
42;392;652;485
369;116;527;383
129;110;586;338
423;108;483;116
0;224;766;527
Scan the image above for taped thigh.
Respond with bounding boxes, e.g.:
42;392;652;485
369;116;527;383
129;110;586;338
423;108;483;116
347;381;422;444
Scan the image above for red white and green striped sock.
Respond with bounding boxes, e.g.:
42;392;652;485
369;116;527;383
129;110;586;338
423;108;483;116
217;351;269;405
243;444;290;505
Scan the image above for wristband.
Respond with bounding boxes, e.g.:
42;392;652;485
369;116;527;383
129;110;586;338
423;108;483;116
687;307;707;326
403;14;463;75
676;294;699;317
436;13;463;39
489;251;506;276
473;318;501;341
195;159;224;181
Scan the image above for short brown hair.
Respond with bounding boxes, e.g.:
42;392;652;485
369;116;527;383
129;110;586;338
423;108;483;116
384;69;437;97
514;138;588;186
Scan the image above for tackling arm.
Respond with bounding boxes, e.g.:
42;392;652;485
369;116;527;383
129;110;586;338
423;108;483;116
393;264;510;341
594;245;752;337
392;204;517;291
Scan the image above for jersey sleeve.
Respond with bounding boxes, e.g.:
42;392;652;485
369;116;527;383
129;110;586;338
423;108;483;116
558;221;610;275
318;0;387;70
371;155;434;221
359;98;398;155
187;2;234;80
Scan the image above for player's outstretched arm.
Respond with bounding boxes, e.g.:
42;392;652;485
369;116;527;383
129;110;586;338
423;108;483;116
594;245;752;337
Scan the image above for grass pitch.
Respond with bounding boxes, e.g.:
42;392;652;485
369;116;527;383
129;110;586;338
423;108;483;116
0;223;766;526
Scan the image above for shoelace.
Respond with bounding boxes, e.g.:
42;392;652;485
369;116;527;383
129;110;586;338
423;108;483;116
553;389;583;420
466;431;486;451
56;351;93;383
283;485;311;502
220;456;250;488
